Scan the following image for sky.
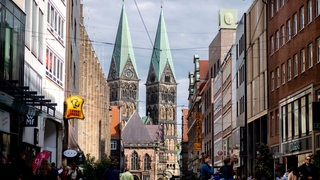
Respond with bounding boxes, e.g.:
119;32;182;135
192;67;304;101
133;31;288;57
82;0;253;135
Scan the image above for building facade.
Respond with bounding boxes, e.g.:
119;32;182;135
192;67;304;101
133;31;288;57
245;0;268;175
267;0;320;170
79;8;110;160
210;9;237;167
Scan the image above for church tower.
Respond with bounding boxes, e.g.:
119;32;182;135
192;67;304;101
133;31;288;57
107;2;139;122
146;8;179;175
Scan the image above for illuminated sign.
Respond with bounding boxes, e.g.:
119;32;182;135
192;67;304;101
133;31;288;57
64;95;85;119
194;142;201;152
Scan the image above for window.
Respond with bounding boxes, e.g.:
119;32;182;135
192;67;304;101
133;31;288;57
271;71;275;91
165;75;170;82
293;54;298;77
293;13;297;36
281;63;285;84
46;48;64;86
270;35;274;53
143;175;150;180
111;141;117;150
301;49;306;72
280;0;284;7
308;43;313;68
47;2;64;42
144;154;151;170
287;59;292;81
287;19;291;41
276;67;280;88
280;25;285;46
300;6;305;30
131;151;139;170
38;11;44;62
25;0;31;47
275;0;279;12
275;30;279;50
308;0;312;23
32;1;38;55
317;37;320;63
270;111;275;136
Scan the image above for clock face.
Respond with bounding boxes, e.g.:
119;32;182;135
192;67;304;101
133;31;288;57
125;69;133;78
224;13;234;25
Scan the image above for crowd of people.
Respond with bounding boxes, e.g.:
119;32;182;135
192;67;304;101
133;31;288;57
14;152;84;180
199;154;319;180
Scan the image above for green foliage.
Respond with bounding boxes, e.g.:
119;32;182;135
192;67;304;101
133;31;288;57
254;143;273;179
313;152;320;171
82;153;112;180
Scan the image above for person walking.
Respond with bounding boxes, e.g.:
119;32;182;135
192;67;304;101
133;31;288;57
49;162;59;180
220;157;234;180
103;161;119;180
199;153;214;180
120;168;134;180
298;155;318;180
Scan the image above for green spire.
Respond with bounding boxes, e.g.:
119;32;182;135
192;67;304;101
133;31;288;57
111;2;138;78
149;9;175;81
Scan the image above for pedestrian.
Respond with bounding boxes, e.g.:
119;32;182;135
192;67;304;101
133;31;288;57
103;161;119;180
15;151;34;180
287;166;298;180
199;153;214;180
220;157;234;180
120;168;134;180
67;163;78;180
298;155;318;180
38;159;52;180
49;162;59;180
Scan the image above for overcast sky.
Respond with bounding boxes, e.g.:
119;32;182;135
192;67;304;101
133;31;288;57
82;0;253;135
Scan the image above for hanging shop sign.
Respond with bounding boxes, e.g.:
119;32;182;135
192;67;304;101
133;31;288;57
63;149;78;158
64;95;85;120
24;107;38;127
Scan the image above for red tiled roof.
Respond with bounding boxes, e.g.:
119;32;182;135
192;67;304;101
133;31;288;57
199;60;209;80
110;106;120;138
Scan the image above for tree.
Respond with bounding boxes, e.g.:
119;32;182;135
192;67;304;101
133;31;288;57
82;153;112;180
254;143;273;179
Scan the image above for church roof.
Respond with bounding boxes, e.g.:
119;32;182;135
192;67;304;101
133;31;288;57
111;2;138;78
122;111;154;144
149;9;175;81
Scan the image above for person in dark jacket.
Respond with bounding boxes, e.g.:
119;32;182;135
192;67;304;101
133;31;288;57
220;157;234;180
199;154;214;180
298;155;318;180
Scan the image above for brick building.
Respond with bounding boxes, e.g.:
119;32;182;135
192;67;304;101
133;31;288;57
267;0;320;169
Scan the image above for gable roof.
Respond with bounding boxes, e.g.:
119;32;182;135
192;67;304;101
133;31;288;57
122;111;154;144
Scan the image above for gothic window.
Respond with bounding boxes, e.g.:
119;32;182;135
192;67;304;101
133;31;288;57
122;103;127;117
161;106;166;119
144;154;151;170
165;75;170;82
168;107;173;120
131;151;138;170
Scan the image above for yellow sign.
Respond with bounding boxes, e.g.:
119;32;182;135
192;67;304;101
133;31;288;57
194;112;202;120
64;95;85;119
194;142;201;152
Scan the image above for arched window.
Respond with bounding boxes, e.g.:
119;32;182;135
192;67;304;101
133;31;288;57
144;154;151;170
131;151;138;170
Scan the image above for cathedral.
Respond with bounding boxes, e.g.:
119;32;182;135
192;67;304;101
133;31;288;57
107;2;179;179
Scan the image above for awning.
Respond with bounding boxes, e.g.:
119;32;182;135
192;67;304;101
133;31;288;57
0;80;57;116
